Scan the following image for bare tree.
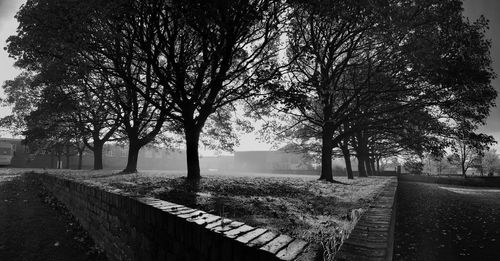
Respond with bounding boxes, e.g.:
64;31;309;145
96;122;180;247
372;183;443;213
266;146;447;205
448;139;481;177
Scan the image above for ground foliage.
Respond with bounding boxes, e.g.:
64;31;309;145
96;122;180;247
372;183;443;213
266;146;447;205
0;172;107;261
34;175;107;260
394;181;500;260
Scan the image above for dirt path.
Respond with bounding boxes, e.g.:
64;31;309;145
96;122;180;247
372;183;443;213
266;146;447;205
0;174;107;261
394;181;500;261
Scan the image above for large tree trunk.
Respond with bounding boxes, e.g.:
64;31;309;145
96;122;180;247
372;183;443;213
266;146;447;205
65;155;70;169
370;158;376;175
340;143;354;179
361;135;372;176
50;151;54;168
65;144;70;169
57;154;62;169
357;156;367;177
355;132;368;177
77;150;83;170
93;142;104;170
364;156;373;176
185;127;201;180
478;158;484;176
461;148;467;177
123;139;141;173
320;124;334;182
376;158;381;174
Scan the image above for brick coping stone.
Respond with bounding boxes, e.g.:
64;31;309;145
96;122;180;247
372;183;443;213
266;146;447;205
335;177;398;261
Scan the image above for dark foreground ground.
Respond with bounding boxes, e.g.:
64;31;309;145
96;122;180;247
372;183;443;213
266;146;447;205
0;174;107;261
394;181;500;261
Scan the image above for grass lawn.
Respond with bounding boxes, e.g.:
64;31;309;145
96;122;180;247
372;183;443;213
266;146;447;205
399;174;500;188
5;168;392;258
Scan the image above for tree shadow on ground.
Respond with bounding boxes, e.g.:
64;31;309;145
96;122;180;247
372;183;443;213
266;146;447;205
154;176;318;210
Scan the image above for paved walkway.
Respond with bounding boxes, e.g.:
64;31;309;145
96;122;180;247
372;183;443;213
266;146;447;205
0;174;106;261
394;181;500;261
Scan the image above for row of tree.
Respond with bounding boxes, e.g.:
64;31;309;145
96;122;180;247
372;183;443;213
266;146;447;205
1;0;496;181
251;0;495;180
404;148;500;177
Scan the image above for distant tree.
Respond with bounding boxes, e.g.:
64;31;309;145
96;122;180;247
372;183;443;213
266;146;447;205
23;88;85;169
47;68;169;173
403;157;424;175
5;69;122;170
447;144;479;177
447;127;494;177
480;149;500;176
56;75;122;170
432;155;452;176
0;72;43;133
380;157;400;172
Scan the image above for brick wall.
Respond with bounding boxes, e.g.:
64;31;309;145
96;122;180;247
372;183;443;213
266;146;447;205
37;173;311;261
335;177;398;261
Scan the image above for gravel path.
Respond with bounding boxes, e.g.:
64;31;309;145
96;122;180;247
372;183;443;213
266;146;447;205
394;181;500;261
0;174;107;261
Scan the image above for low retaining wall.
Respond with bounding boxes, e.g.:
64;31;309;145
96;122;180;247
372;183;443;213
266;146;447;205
336;177;398;261
36;173;311;261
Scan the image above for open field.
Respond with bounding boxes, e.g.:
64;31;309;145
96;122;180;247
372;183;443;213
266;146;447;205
2;168;391;257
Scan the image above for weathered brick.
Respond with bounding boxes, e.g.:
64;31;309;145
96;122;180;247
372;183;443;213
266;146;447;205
236;228;267;244
178;210;204;219
275;239;308;261
248;231;279;248
224;224;254;239
163;205;189;214
156;202;182;212
211;221;244;233
171;208;196;216
206;217;231;229
260;234;294;254
188;213;220;226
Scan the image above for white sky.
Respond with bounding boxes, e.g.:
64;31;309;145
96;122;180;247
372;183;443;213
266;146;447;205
0;0;499;152
0;0;22;119
463;0;500;152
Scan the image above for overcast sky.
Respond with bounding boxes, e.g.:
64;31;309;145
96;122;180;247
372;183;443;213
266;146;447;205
0;0;22;113
462;0;500;151
0;0;499;151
